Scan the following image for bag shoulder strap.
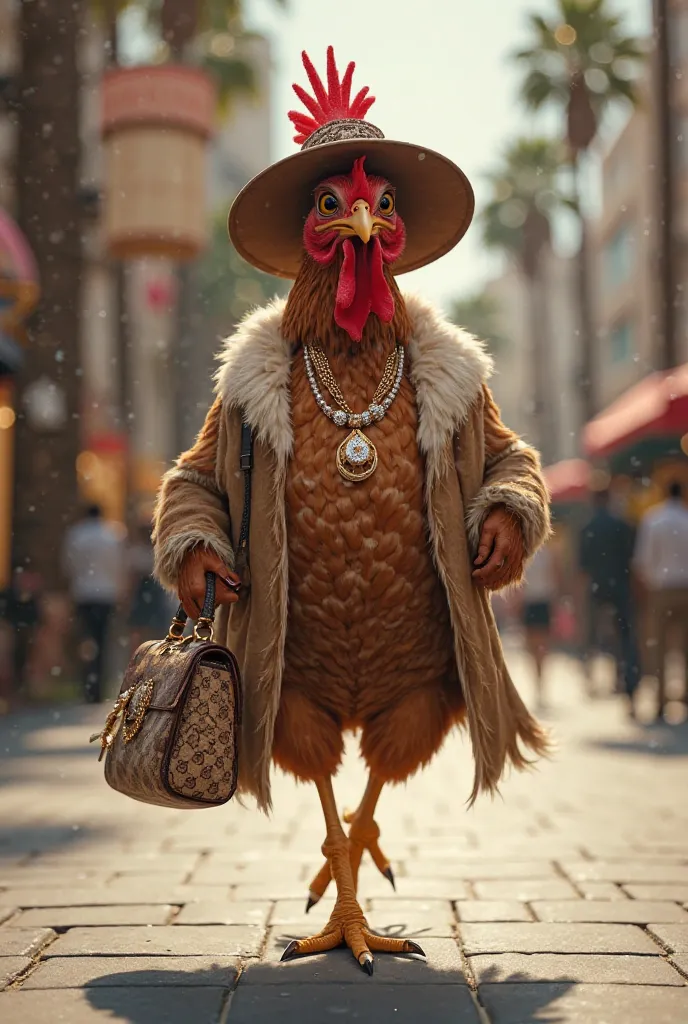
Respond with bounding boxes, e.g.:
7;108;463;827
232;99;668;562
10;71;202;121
235;421;253;581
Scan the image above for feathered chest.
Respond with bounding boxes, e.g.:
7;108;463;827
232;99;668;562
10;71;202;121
285;345;427;568
287;344;422;506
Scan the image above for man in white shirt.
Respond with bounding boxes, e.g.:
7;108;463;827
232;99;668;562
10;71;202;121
634;481;688;719
62;505;125;703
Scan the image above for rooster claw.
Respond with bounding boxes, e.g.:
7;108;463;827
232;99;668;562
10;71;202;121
383;866;396;890
305;892;318;914
406;940;425;957
281;940;300;963
360;952;374;975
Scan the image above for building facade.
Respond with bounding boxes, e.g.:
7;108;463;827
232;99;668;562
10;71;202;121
594;0;688;407
483;249;579;467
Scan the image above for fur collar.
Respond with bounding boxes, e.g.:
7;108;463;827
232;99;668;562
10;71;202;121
215;293;492;468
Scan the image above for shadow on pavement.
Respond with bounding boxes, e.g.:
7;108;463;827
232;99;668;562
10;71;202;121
585;720;688;758
83;961;576;1023
0;704;113;858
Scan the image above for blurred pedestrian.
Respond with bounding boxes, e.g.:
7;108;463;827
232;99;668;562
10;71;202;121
520;542;558;708
62;504;124;703
633;480;688;721
578;489;640;716
127;523;174;653
1;568;42;701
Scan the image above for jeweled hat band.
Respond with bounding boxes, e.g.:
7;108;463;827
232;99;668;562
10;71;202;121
301;119;385;151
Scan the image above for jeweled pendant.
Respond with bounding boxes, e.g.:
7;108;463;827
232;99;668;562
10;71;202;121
336;428;378;482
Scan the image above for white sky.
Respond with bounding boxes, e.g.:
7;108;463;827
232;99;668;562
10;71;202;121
248;0;650;306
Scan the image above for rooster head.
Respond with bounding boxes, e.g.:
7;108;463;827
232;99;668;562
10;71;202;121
302;157;406;342
287;48;406;342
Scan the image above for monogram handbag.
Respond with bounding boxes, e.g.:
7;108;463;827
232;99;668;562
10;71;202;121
90;425;253;810
90;573;242;809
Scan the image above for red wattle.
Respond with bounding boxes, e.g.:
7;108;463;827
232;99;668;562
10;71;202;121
334;237;395;342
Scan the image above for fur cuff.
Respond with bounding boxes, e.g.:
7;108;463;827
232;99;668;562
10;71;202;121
167;465;222;495
465;483;551;559
154;530;235;592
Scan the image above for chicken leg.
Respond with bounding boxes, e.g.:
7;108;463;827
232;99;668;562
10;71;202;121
281;775;423;974
305;772;394;912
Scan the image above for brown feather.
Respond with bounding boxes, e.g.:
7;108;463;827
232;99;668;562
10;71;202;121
272;255;465;784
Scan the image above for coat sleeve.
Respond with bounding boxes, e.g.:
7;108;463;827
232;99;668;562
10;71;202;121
465;385;551;560
152;396;235;592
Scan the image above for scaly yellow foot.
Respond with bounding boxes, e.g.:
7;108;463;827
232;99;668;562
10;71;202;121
286;831;421;974
306;810;394;912
281;918;424;975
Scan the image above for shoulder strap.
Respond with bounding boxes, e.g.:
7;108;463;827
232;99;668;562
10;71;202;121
235;422;253;584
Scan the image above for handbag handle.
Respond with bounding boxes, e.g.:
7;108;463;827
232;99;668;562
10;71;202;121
167;572;217;643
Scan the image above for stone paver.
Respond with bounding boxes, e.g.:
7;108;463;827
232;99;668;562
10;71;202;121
671;953;688;974
254;932;464;984
576;881;628;901
561;861;688;884
0;957;30;991
623;883;688;901
647;924;688;953
228;984;480;1023
174;901;271;926
0;927;55;957
23;955;239;989
480;984;688;1024
470;952;684;985
531;900;688;923
461;922;660;955
1;653;687;1022
0;988;228;1023
408;860;558;880
7;906;174;928
45;925;263;958
456;901;531;922
365;900;456;937
472;879;580;900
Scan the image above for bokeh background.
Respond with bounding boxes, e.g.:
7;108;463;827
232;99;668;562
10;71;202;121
0;0;686;713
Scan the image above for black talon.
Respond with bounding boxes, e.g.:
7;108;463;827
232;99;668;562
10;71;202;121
360;953;374;975
406;940;425;957
383;866;396;890
305;896;316;914
281;940;300;962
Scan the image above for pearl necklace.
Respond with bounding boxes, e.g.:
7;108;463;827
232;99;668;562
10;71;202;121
303;343;405;482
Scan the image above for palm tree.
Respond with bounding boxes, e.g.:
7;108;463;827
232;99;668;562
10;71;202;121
481;137;572;463
514;0;645;423
448;293;507;358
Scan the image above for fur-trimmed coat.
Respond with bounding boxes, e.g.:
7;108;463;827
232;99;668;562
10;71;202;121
153;294;551;811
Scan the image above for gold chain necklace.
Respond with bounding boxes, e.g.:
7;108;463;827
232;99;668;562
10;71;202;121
303;343;405;482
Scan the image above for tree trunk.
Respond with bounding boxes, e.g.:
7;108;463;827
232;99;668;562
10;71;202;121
13;0;85;590
526;265;553;465
570;156;596;430
653;0;677;371
103;0;135;531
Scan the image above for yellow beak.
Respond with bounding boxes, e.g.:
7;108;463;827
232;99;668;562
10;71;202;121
347;200;374;243
314;198;388;243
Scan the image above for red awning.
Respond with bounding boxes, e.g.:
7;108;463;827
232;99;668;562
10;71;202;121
584;364;688;459
544;458;590;504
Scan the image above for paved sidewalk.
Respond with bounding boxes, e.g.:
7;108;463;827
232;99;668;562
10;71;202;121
0;649;687;1023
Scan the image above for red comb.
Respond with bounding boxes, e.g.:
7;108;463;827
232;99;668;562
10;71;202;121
288;46;376;145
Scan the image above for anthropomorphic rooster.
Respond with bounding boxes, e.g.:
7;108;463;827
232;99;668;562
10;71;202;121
153;48;550;974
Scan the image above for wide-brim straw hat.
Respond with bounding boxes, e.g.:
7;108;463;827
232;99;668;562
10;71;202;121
228;50;475;280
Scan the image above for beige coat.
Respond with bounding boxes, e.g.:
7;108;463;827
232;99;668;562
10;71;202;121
153;294;551;812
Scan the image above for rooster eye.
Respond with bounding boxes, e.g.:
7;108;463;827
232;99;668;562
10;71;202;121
379;191;395;215
317;193;339;216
